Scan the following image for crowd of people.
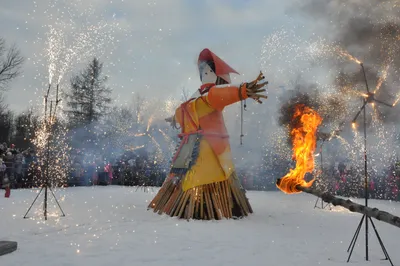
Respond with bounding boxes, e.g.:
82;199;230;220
67;150;166;188
0;143;37;197
319;161;400;201
1;142;400;202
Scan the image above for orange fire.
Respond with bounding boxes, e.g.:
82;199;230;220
277;104;322;194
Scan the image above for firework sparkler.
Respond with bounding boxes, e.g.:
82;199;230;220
24;83;67;221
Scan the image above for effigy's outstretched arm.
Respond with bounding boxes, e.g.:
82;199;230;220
206;84;249;111
207;72;268;110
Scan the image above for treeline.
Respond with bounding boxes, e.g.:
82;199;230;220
0;36;177;167
0;37;37;149
0;107;39;149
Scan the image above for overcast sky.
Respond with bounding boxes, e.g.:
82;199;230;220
0;0;314;112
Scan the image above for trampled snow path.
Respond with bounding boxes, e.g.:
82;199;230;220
0;186;399;266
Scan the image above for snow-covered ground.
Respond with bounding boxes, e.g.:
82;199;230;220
0;186;399;266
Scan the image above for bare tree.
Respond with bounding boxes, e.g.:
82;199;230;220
180;86;190;102
133;93;145;123
0;38;24;90
12;108;40;149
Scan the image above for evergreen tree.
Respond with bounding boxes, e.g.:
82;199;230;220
65;58;112;127
65;58;112;150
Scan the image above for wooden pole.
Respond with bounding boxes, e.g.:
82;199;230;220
275;179;400;229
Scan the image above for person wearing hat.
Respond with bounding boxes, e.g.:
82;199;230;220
0;158;10;198
148;48;268;220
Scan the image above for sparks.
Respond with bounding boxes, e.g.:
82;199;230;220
393;95;400;107
334;46;362;64
374;64;390;94
146;115;153;132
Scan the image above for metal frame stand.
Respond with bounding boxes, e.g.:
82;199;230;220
346;63;393;265
23;84;65;220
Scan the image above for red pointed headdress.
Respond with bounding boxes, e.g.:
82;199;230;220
197;48;239;76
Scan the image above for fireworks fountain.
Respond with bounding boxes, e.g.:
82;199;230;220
23;83;66;221
22;0;128;219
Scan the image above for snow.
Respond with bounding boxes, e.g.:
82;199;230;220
0;186;399;266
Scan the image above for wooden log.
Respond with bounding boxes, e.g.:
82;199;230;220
194;187;200;219
148;188;163;209
188;189;195;220
169;189;184;216
184;190;191;220
163;187;180;214
222;180;233;218
151;181;172;211
281;181;400;229
177;190;190;218
213;184;225;219
204;186;214;220
210;184;223;219
155;182;174;213
216;182;228;218
200;186;204;219
191;189;196;219
208;185;221;220
230;177;248;216
231;174;248;213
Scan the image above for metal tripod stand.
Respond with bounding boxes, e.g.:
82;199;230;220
346;63;393;265
24;84;66;220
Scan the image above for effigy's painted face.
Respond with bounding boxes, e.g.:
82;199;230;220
199;61;217;84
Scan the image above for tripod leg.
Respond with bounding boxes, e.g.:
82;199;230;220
314;197;320;208
368;217;394;266
49;187;66;217
323;201;332;210
347;215;365;262
24;187;44;219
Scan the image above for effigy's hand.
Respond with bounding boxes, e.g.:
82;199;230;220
165;116;178;129
246;71;268;103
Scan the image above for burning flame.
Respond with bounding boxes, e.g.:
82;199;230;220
276;104;322;194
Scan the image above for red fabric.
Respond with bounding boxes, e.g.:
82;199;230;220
199;83;215;94
5;187;10;198
198;49;239;76
370;180;375;190
104;163;113;182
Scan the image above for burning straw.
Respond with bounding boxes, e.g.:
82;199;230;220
276;104;322;193
276;103;400;229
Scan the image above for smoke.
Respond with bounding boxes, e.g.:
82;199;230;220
293;0;400;124
258;0;400;180
66;97;179;174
